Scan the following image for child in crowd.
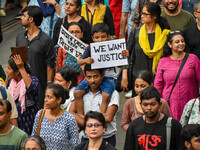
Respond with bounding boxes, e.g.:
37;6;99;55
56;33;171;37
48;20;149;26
74;23;118;115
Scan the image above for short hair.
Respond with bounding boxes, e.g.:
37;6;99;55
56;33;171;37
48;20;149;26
193;1;200;12
91;23;109;36
0;99;12;113
84;111;106;129
22;6;43;26
8;57;31;74
56;67;80;89
21;135;46;150
67;22;83;32
140;86;161;103
84;64;104;75
135;70;153;85
46;84;69;104
182;124;200;143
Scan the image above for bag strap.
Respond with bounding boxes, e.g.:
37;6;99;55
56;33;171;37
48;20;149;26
132;98;138;118
166;117;172;150
167;53;189;102
36;109;46;136
187;98;197;122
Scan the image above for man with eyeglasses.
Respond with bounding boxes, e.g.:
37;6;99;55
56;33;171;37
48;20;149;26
183;1;200;60
161;0;196;32
70;64;119;147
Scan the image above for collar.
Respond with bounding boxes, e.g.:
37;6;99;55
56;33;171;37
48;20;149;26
24;29;42;41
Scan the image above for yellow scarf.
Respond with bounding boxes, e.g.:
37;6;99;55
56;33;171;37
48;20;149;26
139;24;170;74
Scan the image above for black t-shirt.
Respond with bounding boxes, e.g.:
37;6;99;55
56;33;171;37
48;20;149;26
123;115;185;150
183;24;200;60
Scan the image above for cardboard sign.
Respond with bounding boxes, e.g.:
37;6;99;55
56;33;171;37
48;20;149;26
90;39;128;69
58;25;87;58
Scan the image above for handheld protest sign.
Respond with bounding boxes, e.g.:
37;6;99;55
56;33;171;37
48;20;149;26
11;46;28;62
90;39;128;69
58;25;87;58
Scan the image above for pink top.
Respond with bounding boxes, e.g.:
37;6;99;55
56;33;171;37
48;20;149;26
154;54;200;121
121;98;171;132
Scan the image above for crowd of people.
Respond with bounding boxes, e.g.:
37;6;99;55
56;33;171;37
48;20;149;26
0;0;200;149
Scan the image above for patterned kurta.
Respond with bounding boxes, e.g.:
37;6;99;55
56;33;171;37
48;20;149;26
32;110;79;150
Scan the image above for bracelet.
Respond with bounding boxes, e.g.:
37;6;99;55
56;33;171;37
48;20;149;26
53;2;58;7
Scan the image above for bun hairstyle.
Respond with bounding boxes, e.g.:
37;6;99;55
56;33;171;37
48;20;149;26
46;84;69;104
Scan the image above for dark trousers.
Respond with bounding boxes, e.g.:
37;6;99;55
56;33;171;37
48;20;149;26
81;134;116;147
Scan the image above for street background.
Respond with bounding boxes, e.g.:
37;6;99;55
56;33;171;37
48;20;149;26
0;7;127;149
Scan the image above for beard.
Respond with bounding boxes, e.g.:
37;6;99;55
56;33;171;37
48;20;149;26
144;110;158;119
164;2;179;12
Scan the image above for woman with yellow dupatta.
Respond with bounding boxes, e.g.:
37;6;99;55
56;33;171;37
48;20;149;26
79;0;116;39
121;1;170;96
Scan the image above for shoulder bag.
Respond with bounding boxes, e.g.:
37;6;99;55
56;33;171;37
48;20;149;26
167;53;189;103
36;109;46;136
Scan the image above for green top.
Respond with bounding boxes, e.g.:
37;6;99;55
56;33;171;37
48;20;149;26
161;9;196;33
0;126;28;150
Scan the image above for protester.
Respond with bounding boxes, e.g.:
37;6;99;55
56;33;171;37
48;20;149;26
22;135;46;150
130;0;163;30
55;22;85;85
6;55;39;135
121;2;170;95
75;23;118;115
0;99;28;150
123;86;185;150
79;0;116;39
121;70;171;132
182;0;198;14
28;0;66;38
70;64;119;147
55;66;80;111
180;97;200;127
75;111;116;150
119;0;137;38
161;0;196;32
182;124;200;150
53;0;92;45
32;84;79;150
0;63;6;81
16;6;55;108
154;31;200;121
183;1;200;60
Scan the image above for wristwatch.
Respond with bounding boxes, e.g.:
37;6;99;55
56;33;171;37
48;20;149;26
53;2;58;7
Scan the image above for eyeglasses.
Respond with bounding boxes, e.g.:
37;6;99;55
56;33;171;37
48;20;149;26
141;12;151;16
69;31;81;35
169;30;181;34
86;123;102;128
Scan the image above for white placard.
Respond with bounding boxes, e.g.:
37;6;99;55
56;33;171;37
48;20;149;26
90;39;128;69
57;25;87;58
